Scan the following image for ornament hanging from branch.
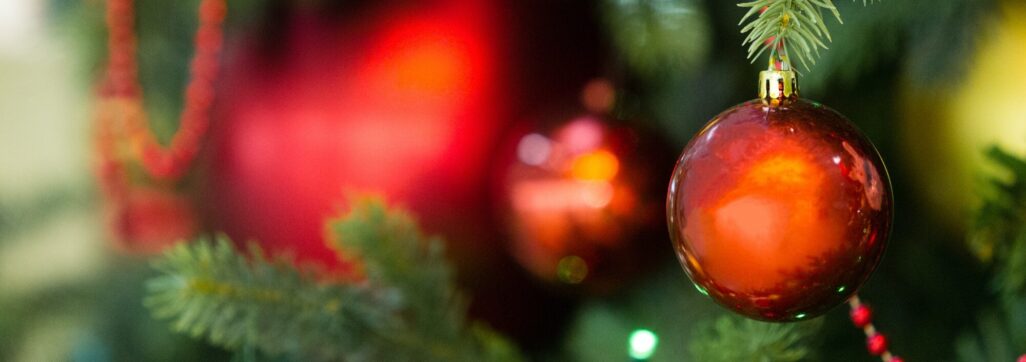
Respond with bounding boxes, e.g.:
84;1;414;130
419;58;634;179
666;70;892;321
665;0;901;360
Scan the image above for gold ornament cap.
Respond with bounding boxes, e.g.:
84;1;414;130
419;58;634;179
758;69;799;106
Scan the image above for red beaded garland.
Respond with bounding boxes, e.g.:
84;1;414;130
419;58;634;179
848;296;900;361
851;304;873;328
866;333;888;356
99;0;225;180
95;0;226;252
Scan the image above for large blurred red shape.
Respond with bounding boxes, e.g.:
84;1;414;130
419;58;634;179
202;1;506;272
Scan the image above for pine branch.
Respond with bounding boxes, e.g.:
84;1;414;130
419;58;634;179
146;237;395;360
739;0;874;70
970;146;1026;300
325;198;522;361
958;146;1026;361
145;199;522;361
326;198;457;322
602;0;711;78
956;308;1025;362
689;315;821;362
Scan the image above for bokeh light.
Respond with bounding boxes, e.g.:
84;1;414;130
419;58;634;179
628;329;658;360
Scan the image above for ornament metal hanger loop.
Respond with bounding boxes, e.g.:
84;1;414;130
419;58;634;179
759;53;799;106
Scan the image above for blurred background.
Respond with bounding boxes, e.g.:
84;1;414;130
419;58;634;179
1;0;1025;360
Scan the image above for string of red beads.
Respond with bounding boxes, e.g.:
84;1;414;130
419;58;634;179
849;296;902;362
101;0;226;180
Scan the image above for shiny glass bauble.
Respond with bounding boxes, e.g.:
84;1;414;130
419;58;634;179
202;2;505;272
497;116;670;293
666;98;892;321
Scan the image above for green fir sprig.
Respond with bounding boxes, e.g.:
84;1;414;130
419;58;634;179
957;147;1026;361
970;147;1026;300
145;198;521;362
739;0;874;70
689;315;822;362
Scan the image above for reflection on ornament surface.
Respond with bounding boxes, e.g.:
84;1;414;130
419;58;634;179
502;116;665;292
667;99;892;321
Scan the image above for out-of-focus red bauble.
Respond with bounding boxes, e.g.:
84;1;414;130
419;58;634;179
666;97;892;321
202;1;505;272
497;115;668;293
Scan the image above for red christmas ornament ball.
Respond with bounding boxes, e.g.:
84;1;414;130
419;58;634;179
666;97;892;321
496;115;668;293
202;1;506;272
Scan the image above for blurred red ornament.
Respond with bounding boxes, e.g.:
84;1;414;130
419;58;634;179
202;1;506;272
495;113;669;293
667;70;892;321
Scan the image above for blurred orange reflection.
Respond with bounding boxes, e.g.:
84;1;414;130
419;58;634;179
572;150;619;181
501;115;663;292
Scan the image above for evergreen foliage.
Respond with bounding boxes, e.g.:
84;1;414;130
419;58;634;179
1;2;1018;360
738;0;873;70
689;315;821;361
601;0;711;79
957;147;1026;361
145;198;522;362
799;0;995;90
971;147;1026;300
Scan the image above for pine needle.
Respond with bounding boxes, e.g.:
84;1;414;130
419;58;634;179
145;198;522;361
971;147;1026;301
689;315;822;362
957;146;1026;361
739;0;875;69
145;236;394;360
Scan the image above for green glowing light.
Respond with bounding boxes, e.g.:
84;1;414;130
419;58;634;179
628;329;658;360
794;313;807;319
837;286;847;293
